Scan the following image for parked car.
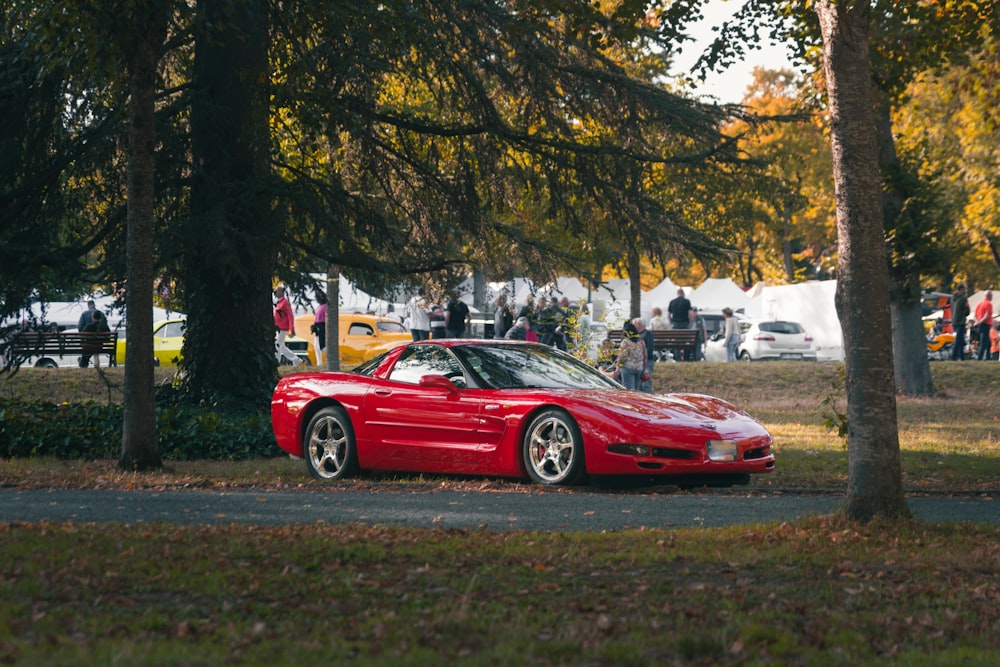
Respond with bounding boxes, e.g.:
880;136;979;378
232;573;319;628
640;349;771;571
116;318;186;367
271;339;775;487
294;312;411;366
738;320;817;361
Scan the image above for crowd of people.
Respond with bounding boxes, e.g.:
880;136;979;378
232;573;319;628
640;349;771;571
946;286;998;361
273;281;998;388
278;284;751;392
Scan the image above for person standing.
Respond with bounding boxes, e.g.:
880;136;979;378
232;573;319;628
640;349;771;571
950;284;970;361
517;296;536;325
690;307;708;361
723;307;741;362
384;304;402;324
81;310;111;368
77;299;105;367
633;317;656;393
311;292;327;367
667;289;691;329
77;300;103;331
493;296;514;339
273;286;302;365
667;288;691;361
406;288;431;341
615;322;647;391
990;321;1000;361
973;290;994;360
445;292;471;338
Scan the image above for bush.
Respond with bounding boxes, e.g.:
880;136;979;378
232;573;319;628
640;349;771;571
0;398;279;460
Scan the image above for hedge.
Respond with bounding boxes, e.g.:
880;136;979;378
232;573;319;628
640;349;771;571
0;399;279;460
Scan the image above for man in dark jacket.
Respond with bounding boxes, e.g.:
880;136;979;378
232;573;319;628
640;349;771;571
951;284;970;361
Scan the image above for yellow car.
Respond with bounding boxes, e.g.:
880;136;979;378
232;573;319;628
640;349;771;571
116;318;186;367
294;312;411;366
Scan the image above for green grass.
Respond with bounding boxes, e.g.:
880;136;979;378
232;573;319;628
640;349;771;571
1;518;997;666
1;361;999;665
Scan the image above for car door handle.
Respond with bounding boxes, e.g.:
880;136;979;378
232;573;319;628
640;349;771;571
374;389;392;396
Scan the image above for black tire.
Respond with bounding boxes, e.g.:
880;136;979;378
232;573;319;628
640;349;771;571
522;408;585;486
35;358;58;369
303;406;358;481
739;350;752;362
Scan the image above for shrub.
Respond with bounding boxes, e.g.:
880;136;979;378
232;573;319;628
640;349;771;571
0;398;279;460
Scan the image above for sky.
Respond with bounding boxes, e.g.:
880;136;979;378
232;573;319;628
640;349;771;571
668;0;795;104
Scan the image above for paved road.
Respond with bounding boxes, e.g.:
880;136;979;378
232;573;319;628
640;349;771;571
1;488;995;530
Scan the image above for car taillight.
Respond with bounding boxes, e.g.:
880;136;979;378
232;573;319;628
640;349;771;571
804;335;814;342
753;334;775;341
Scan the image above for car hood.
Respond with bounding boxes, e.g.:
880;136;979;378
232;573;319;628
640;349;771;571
563;389;754;424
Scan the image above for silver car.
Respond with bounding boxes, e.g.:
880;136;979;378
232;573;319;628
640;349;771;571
739;320;817;361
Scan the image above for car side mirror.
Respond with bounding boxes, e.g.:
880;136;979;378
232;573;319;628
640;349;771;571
418;374;459;393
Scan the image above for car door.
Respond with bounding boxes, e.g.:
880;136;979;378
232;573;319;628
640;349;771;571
362;345;482;466
339;319;376;366
153;320;185;366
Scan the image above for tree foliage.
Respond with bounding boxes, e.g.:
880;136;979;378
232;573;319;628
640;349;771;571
3;0;751;408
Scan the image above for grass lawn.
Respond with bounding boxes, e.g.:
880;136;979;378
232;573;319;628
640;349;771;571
1;361;998;665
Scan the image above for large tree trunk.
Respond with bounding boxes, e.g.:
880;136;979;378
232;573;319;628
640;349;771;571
891;275;935;396
874;99;935;396
627;244;642;319
185;0;277;407
815;1;908;521
118;3;166;471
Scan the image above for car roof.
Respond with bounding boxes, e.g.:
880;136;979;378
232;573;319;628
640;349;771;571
409;338;539;349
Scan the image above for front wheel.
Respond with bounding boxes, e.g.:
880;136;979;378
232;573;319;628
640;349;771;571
303;406;358;481
522;409;585;485
35;358;58;369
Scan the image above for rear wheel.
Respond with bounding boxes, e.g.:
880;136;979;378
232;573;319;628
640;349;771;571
522;409;585;486
739;351;752;362
35;358;58;369
303;406;357;481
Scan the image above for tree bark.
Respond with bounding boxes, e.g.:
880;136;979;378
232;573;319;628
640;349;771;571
118;3;166;471
815;0;908;521
874;98;935;396
627;243;642;319
326;268;340;371
185;0;276;407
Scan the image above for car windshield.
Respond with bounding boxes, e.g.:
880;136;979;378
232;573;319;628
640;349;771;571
451;343;622;390
760;321;804;335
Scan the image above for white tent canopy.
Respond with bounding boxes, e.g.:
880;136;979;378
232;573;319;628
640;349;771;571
687;278;751;312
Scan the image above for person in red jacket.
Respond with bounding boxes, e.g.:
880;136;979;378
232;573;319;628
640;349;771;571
973;290;994;360
273;286;302;365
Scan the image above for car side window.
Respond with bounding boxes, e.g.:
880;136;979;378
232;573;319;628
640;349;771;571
161;322;185;338
377;321;407;334
348;323;374;336
388;346;465;386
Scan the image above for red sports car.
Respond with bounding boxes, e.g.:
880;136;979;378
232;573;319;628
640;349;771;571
271;340;774;487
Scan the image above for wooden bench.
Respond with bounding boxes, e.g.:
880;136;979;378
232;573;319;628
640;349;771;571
9;331;119;368
607;328;700;360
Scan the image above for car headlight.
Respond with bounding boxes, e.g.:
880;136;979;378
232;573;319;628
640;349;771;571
707;440;738;462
